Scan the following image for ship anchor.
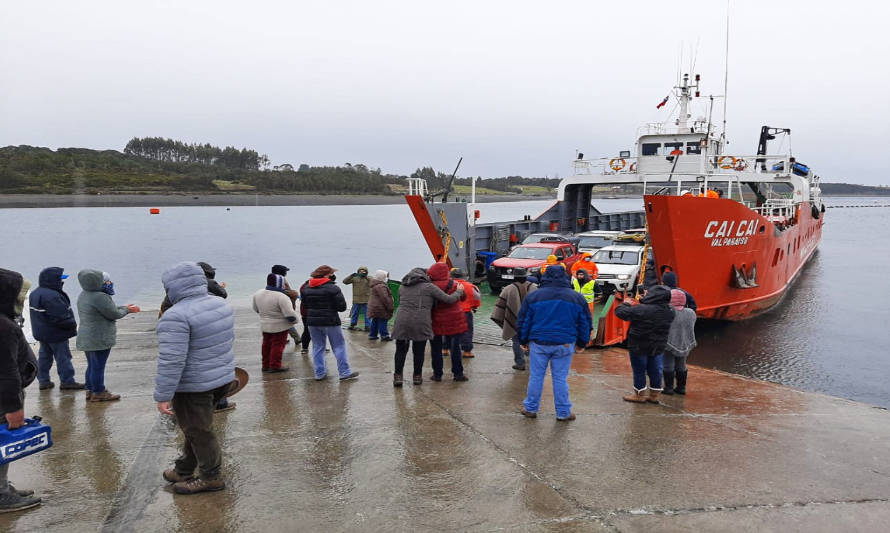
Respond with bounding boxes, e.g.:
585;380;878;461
731;262;758;289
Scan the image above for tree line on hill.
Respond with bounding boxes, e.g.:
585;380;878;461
0;141;561;195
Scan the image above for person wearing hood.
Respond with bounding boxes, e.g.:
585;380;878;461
491;267;537;371
0;268;42;513
450;267;481;358
427;262;470;382
614;285;676;404
252;273;299;373
160;261;227;316
366;270;394;341
76;270;140;402
516;265;591;421
271;264;302;346
154;262;236;495
570;252;598;280
344;266;371;331
663;289;697;395
572;268;597;304
301;265;359;381
28;267;81;391
390;267;463;386
661;271;697;311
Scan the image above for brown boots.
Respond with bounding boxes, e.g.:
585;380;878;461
622;388;663;404
462;351;475;358
89;390;121;402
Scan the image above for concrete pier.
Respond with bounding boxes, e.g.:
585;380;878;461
3;309;890;532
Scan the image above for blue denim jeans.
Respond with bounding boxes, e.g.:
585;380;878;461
430;335;463;377
85;349;111;393
523;342;574;418
349;304;370;328
629;352;664;390
309;326;354;378
37;340;76;385
368;318;390;339
512;335;526;366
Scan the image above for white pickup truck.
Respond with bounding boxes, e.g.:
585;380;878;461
592;244;645;292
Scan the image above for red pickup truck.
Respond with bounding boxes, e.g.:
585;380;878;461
486;242;582;293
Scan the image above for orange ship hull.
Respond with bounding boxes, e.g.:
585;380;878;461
645;195;824;320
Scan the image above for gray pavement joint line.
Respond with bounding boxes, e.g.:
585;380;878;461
100;415;175;532
601;497;890;521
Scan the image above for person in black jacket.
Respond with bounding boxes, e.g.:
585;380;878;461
614;285;675;404
28;267;82;391
0;268;42;513
661;271;697;311
300;265;358;382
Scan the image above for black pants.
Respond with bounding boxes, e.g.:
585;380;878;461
394;340;426;376
430;335;463;377
300;316;311;351
172;383;229;480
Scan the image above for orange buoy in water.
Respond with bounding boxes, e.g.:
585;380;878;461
149;208;160;214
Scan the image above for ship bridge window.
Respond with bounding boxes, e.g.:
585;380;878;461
665;142;683;155
686;142;702;155
642;143;661;156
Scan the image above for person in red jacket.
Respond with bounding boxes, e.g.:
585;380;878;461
450;268;480;358
427;262;468;382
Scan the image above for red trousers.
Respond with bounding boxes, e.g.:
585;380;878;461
262;331;289;369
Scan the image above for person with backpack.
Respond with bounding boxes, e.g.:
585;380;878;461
28;267;81;391
491;267;537;371
450;268;480;358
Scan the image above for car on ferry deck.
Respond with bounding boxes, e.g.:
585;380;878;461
592;243;645;292
575;230;621;254
487;241;582;293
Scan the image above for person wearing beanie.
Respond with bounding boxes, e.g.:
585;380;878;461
76;270;140;402
367;270;393;341
301;265;359;381
661;271;697;311
270;265;302;346
343;266;371;331
251;273;298;373
28;267;81;391
614;285;675;404
663;289;697;395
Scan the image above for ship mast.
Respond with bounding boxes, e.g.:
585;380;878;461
674;73;700;133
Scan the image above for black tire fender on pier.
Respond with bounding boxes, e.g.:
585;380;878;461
812;204;821;219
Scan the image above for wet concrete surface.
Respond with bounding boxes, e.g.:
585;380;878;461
3;309;890;532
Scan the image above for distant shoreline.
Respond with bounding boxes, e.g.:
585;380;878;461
0;193;556;209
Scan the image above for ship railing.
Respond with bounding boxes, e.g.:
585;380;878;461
750;198;796;220
407;177;429;197
572;154;794;178
572;157;639;175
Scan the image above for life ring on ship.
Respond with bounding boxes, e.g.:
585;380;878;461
609;158;626;171
718;156;737;169
733;159;748;171
629;162;637;172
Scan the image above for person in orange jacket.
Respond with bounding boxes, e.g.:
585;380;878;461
451;268;481;358
570;253;598;280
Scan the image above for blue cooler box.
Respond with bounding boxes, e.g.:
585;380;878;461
0;417;53;465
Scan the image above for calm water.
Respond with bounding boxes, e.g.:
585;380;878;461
2;197;889;406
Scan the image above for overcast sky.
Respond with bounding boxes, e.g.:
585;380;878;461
2;1;888;184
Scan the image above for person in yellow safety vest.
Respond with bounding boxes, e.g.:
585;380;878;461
572;268;596;304
570;253;598;280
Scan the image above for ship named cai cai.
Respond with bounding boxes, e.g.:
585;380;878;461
405;72;824;336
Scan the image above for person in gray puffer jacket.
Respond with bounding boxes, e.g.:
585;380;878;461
390;267;462;386
154;262;235;495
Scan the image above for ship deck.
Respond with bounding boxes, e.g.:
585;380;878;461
4;308;890;532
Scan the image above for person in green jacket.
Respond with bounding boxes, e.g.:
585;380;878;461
343;266;370;331
76;270;140;402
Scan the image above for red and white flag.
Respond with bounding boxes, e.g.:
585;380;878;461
656;95;669;109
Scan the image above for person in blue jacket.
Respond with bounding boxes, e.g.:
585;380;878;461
516;265;591;421
28;267;83;391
